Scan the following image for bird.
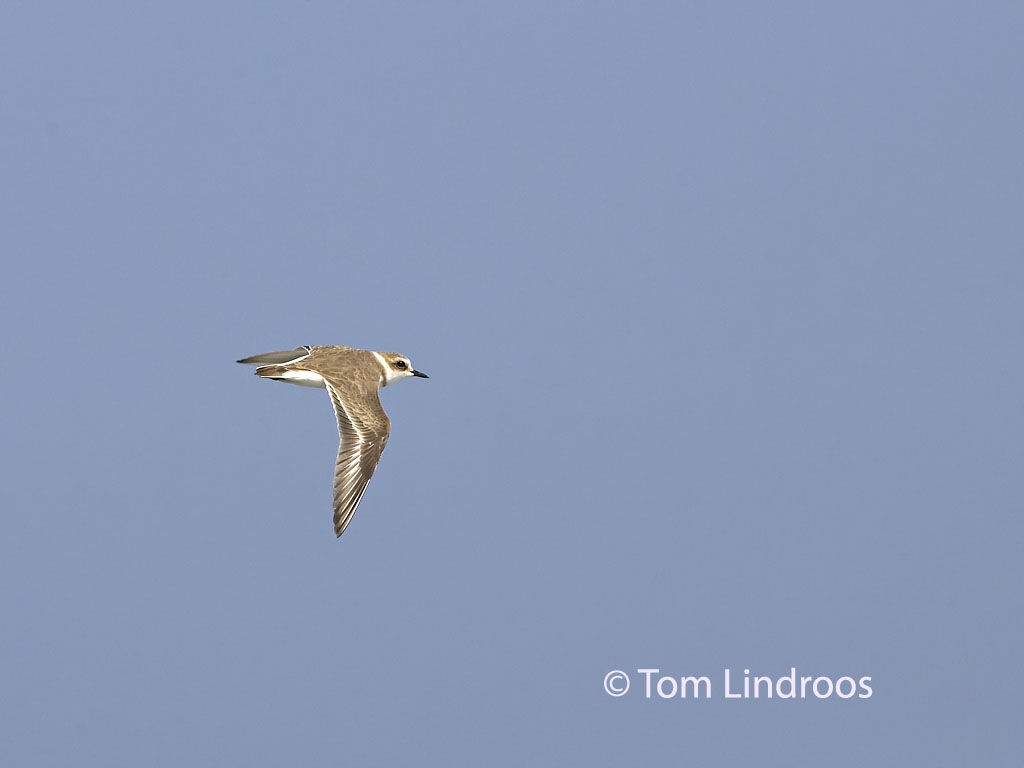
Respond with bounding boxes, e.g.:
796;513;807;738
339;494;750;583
237;344;428;537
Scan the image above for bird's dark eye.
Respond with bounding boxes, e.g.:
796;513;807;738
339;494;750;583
395;360;408;370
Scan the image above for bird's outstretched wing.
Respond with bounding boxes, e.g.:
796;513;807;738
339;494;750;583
324;377;391;537
237;347;311;365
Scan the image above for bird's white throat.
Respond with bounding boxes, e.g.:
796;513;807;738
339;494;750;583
371;351;408;387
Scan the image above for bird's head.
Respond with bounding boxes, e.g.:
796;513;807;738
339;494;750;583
377;351;429;387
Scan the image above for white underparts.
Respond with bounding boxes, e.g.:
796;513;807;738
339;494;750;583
272;369;327;388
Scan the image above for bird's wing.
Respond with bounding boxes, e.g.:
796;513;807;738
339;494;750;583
324;377;391;537
237;346;311;365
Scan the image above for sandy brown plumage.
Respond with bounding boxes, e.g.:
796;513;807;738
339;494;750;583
237;344;427;537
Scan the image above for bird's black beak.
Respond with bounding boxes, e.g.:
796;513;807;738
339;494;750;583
412;370;429;378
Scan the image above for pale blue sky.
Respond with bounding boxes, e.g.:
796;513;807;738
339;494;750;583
2;2;1022;765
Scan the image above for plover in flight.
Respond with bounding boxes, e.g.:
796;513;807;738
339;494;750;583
237;345;428;537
